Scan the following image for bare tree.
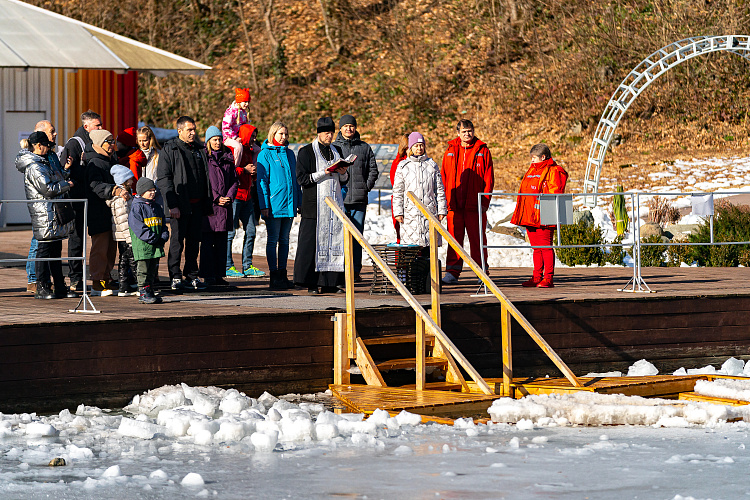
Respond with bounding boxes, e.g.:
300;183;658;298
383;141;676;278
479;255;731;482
318;0;341;54
237;0;259;93
257;0;279;52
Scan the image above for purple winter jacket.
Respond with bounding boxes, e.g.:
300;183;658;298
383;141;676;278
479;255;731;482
203;145;238;232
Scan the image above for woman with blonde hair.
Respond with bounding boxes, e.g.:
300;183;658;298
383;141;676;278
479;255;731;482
256;121;300;290
136;126;161;181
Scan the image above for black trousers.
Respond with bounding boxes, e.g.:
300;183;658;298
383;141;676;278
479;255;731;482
167;203;202;281
67;202;85;283
117;241;136;290
199;231;228;280
36;239;64;287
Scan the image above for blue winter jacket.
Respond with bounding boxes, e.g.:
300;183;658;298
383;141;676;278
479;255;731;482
128;195;169;261
256;140;300;218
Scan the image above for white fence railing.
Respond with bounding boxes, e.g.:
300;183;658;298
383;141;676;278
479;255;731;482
477;190;750;293
0;198;99;313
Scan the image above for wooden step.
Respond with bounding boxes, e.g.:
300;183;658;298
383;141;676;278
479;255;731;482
330;384;500;418
362;334;434;346
400;382;464;391
376;357;447;371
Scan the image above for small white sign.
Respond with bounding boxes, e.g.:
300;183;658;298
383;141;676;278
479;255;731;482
691;194;714;216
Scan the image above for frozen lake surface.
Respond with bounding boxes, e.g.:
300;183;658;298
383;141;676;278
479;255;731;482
1;374;750;500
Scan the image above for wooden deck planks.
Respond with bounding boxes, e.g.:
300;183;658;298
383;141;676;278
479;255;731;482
329;384;501;417
465;375;708;398
679;392;750;406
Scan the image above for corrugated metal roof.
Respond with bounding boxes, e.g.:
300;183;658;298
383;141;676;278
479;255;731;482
0;0;210;74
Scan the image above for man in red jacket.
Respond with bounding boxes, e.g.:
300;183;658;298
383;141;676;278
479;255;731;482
440;120;494;284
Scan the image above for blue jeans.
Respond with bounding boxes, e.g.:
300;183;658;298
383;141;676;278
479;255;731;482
26;236;38;283
227;199;257;271
344;203;367;274
265;216;293;272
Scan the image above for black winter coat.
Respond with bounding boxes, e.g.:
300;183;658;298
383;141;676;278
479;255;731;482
156;138;212;214
84;150;117;235
60;126;92;199
296;143;346;219
332;131;378;205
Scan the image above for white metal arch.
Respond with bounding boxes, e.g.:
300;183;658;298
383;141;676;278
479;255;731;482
584;35;750;204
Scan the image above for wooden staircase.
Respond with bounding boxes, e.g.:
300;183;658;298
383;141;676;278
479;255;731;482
335;315;474;393
327;193;584;418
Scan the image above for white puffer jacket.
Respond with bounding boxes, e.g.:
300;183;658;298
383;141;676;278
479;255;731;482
106;192;132;244
392;154;447;246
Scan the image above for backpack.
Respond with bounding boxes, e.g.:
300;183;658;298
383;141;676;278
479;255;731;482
67;136;86;166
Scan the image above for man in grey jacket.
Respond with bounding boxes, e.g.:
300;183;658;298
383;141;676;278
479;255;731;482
333;115;378;280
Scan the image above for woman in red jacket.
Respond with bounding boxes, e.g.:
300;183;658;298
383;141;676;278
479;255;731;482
511;143;568;288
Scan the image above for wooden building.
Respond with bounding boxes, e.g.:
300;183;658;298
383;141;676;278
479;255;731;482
0;0;209;225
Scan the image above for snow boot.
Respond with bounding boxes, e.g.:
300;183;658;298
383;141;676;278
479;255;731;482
35;282;55;300
139;286;158;304
537;276;554;288
269;270;286;291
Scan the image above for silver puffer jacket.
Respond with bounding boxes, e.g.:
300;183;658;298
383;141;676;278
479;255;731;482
15;149;73;241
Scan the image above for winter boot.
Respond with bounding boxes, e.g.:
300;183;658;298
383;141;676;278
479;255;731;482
146;285;162;304
139;286;158;304
269;270;286;291
537;276;554;288
279;269;294;289
35;282;55;300
522;277;542;287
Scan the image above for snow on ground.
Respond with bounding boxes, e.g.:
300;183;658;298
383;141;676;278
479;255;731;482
235;154;750;271
1;358;750;498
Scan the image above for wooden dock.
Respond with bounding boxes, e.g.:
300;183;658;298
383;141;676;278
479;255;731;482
330;375;726;421
3;225;750;412
329;384;501;418
467;374;708;398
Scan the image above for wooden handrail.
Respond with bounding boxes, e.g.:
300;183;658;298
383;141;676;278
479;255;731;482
406;191;582;388
324;197;494;395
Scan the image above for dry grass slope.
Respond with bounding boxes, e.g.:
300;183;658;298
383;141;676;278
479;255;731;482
30;0;750;190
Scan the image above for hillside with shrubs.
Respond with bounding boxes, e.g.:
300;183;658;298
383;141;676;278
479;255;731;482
30;0;750;190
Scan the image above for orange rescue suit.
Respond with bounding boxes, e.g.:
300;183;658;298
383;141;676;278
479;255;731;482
511;158;568;228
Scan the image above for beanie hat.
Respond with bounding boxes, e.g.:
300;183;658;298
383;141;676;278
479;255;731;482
110;164;135;186
27;131;53;148
117;126;137;149
136;177;156;197
316;116;335;134
90;129;113;148
339;114;357;128
235;88;251;103
408;132;425;150
205;126;222;143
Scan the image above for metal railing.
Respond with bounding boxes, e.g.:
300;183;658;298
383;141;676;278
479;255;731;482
477;190;750;293
0;198;99;313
